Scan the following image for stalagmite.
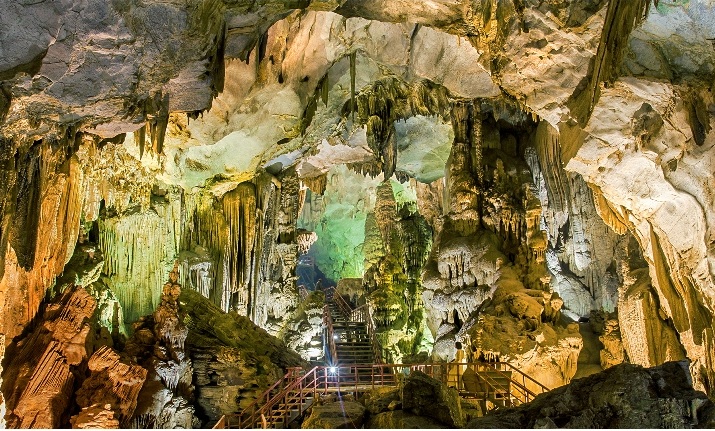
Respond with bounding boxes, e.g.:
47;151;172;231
3;287;97;428
71;345;148;428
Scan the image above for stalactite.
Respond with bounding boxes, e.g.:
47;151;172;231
349;51;356;121
571;0;653;125
145;93;169;155
534;120;570;222
134;125;146;160
1;136;83;342
591;185;629;235
180;192;228;310
221;182;257;315
277;168;300;244
99;196;181;322
346;160;383;179
408;80;450;119
320;73;329;107
12;141;42;270
445;101;480;237
301;174;327;195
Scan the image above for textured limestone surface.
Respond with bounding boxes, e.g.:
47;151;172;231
71;345;148;429
302;399;367;429
179;288;305;423
468;361;713;429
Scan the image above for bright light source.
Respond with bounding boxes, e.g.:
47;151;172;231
333;335;338;339
329;367;337;374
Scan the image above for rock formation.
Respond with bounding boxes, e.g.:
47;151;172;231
71;346;148;429
3;287;97;428
1;285;148;429
280;290;327;362
123;264;198;428
179;288;305;423
1;0;715;425
468;361;714;429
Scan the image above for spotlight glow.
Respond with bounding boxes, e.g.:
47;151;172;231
329;366;337;374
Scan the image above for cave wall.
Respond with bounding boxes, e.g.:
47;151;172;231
567;78;715;392
0;0;714;423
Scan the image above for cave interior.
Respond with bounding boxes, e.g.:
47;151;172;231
0;0;715;428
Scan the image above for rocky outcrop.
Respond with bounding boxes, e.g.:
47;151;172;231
70;345;148;429
361;387;401;416
529;124;627;318
468;361;713;429
589;310;626;370
366;410;448;429
402;370;464;428
302;399;367;429
466;266;583;390
567;78;715;392
125;264;198;429
178;288;305;423
280;290;326;362
1;285;147;429
362;180;432;363
2;287;97;428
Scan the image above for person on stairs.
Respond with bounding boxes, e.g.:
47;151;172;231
448;341;467;389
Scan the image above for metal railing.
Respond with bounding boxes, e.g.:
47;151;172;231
219;367;303;428
322;304;338;366
331;289;353;319
222;366;323;429
350;303;383;364
410;362;550;407
323;287;383;364
214;362;551;428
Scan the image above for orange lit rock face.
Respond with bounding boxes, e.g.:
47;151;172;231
71;345;148;429
3;287;96;428
0;149;82;344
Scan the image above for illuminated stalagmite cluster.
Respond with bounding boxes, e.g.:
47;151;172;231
1;0;714;428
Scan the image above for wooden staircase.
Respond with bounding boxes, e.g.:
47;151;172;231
327;300;376;366
215;362;551;429
214;291;552;429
